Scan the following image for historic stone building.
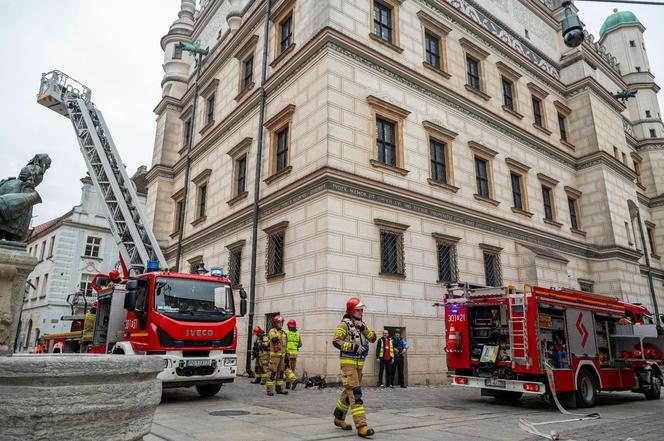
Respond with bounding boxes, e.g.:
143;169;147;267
146;0;664;385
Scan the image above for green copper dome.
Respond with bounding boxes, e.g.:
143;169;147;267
600;9;641;38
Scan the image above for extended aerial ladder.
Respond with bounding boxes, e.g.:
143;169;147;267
37;71;166;274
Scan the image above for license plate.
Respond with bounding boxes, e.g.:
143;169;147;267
185;359;213;367
485;378;506;388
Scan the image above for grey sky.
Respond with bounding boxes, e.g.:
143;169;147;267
1;1;663;227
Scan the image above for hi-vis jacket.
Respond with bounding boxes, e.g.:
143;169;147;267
285;329;302;356
333;315;377;366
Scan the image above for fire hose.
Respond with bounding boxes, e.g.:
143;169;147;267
518;361;600;440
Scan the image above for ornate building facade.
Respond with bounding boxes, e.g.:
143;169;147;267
146;0;664;385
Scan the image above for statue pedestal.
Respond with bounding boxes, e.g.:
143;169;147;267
0;241;37;355
0;354;163;441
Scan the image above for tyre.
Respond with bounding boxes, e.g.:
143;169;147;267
575;370;598;408
196;383;222;397
644;373;661;400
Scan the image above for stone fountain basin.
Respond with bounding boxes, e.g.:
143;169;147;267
0;354;163;441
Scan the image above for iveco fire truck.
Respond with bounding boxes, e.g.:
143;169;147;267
444;283;663;407
37;70;247;397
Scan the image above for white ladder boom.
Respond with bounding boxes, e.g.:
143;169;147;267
37;70;167;272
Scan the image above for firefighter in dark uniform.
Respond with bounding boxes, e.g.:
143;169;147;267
332;297;377;438
251;326;269;384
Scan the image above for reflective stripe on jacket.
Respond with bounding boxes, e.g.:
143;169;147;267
285;329;301;356
333;316;377;363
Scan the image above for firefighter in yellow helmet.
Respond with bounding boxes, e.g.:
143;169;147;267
266;315;289;396
251;326;269;384
284;319;302;390
333;297;377;438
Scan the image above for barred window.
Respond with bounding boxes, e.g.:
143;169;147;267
376;117;397;167
380;230;405;276
373;1;393;43
265;224;288;278
466;56;480;90
425;32;440;68
228;247;242;286
437;242;458;283
502;77;514;110
483;252;502;287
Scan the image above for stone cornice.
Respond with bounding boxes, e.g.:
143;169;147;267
162;167;644;264
565;77;626;113
153;96;184;116
145;164;175;183
576;151;637;182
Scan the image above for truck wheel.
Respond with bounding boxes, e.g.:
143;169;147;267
644;373;661;400
575;370;598;408
196;384;222;397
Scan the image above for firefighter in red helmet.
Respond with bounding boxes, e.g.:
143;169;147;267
284;319;302;390
332;297;377;438
251;326;269;384
266;315;289;396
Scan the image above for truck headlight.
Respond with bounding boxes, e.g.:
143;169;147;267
223;358;236;367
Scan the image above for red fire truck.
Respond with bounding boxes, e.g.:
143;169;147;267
37;70;247;397
444;283;663;407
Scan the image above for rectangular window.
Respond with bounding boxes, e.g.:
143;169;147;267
650;129;657;138
47;236;55;258
630;40;636;47
568;197;579;230
243;55;253;89
475;157;490;198
430;139;447;184
466;56;481;90
34;276;40;299
39;241;46;261
183;119;192;148
206;94;215;125
502;77;514;110
511;172;523;210
266;230;285;277
40;273;49;297
579;281;594;292
174;199;184;233
558;113;568;142
236;156;247;194
173;44;183;59
196;183;207;220
228;247;242;286
436;242;458;283
646;110;652;118
483;252;502;287
425;32;440;68
621;152;627;164
376;117;397;167
532;96;543;127
373;1;393;43
276;127;289;173
280;15;293;53
542;186;554;221
380;230;405;276
647;226;658;255
84;237;101;258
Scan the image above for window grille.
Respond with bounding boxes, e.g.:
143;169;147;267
228;247;242;286
380;230;405;276
266;230;285;277
483;252;502;287
437;242;458;283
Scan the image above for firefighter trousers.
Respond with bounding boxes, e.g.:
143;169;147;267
333;363;367;428
266;353;286;394
285;355;298;386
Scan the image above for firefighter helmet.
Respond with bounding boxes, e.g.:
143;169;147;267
346;297;366;315
253;326;264;336
287;319;296;328
272;315;284;326
108;269;121;282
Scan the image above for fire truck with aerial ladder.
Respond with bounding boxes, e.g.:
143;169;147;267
443;283;663;407
37;70;247;397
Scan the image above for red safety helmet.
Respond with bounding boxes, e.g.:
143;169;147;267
253;326;264;336
287;319;296;328
272;315;284;326
346;297;366;315
108;269;121;282
91;300;98;309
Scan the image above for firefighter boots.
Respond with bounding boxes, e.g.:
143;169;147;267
357;426;375;438
334;418;352;431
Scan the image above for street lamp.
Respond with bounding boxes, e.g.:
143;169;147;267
561;1;585;48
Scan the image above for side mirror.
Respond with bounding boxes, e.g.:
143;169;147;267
239;288;247;300
124;291;136;311
240;298;247;317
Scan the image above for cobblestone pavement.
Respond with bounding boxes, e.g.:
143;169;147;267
146;377;664;441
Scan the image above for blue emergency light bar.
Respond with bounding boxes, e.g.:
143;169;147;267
211;267;224;277
146;260;159;272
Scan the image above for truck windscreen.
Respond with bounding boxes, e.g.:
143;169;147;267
153;277;234;323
